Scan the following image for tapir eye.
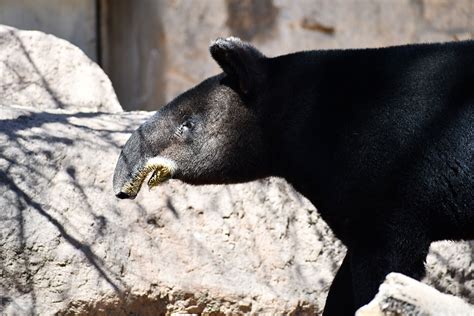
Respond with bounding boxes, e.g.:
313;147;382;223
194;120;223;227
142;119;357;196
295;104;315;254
181;119;195;130
175;118;195;138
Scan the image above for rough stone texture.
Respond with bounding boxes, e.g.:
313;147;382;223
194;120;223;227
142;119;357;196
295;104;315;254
100;0;474;110
356;273;474;316
0;104;472;315
424;240;474;301
0;25;121;112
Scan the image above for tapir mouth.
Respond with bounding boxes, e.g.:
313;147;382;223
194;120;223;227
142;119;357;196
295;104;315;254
119;157;177;199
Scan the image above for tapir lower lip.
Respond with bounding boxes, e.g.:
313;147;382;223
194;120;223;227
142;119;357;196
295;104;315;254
115;191;136;200
117;156;178;199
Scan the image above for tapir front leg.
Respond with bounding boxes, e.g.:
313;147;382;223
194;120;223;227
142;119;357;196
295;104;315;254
322;252;355;316
350;231;431;309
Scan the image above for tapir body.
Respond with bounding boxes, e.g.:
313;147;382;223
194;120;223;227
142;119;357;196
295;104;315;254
113;38;474;315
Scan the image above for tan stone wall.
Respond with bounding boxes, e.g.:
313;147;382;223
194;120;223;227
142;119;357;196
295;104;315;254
100;0;474;111
0;0;97;61
1;0;473;111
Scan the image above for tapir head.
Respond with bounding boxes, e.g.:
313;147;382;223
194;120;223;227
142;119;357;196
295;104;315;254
113;37;272;199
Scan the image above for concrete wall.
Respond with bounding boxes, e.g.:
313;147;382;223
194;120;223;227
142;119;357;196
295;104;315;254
101;0;474;111
1;0;473;111
100;0;167;111
0;0;97;61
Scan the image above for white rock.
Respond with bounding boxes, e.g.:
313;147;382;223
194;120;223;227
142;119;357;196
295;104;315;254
357;273;474;316
0;25;122;112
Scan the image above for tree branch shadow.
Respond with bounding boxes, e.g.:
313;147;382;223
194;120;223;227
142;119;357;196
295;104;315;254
8;29;65;109
1;170;124;293
0;108;148;312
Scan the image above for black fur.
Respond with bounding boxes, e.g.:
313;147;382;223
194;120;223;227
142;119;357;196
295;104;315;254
114;38;474;315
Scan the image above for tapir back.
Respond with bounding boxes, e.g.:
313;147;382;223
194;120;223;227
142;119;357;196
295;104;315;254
269;41;474;242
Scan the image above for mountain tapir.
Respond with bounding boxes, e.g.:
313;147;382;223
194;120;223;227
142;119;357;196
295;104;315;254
113;37;474;315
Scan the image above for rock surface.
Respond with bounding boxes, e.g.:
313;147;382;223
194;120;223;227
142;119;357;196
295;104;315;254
0;25;121;112
356;273;474;316
0;104;472;315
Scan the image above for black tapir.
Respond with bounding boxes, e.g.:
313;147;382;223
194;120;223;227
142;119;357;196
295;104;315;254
113;37;474;315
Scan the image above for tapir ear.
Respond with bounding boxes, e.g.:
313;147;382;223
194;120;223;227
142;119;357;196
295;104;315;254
210;37;266;95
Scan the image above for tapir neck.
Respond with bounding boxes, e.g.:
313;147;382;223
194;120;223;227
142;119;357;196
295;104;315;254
262;50;338;203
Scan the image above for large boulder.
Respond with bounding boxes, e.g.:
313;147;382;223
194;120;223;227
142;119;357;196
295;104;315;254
0;105;344;315
0;104;472;315
0;25;121;112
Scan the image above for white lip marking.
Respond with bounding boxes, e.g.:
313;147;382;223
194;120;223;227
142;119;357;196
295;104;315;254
146;156;177;175
122;156;178;196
